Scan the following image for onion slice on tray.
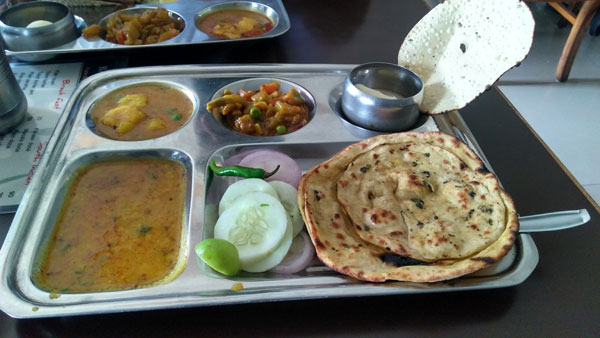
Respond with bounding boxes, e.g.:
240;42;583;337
239;150;302;188
270;231;315;274
222;149;260;166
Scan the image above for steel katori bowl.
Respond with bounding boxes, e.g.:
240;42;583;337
341;62;423;132
0;1;80;53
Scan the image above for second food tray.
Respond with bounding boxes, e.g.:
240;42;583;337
4;0;290;61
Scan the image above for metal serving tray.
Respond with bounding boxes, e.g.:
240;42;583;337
4;0;290;61
0;64;539;318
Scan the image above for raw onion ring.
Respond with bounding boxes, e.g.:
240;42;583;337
222;149;260;167
239;150;302;188
270;231;314;274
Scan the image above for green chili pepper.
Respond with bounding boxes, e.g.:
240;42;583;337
171;114;182;120
249;106;261;119
209;160;280;179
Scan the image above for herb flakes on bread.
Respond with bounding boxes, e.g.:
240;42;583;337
298;132;518;283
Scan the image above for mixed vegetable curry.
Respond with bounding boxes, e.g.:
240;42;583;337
207;82;310;136
83;8;181;45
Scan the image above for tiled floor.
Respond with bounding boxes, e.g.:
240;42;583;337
497;3;600;207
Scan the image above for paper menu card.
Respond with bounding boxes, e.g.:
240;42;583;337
0;62;83;213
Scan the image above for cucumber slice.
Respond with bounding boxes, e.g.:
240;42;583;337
242;216;293;272
219;178;278;215
269;181;304;237
214;192;288;266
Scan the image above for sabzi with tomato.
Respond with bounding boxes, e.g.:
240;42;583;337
83;8;181;45
207;82;310;136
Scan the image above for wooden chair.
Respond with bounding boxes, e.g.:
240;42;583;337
528;0;600;81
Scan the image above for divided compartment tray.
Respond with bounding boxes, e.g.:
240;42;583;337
0;64;539;318
4;0;290;61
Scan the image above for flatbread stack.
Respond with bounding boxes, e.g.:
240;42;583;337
398;0;535;114
298;132;518;282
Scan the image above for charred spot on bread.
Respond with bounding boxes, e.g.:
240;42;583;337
314;190;321;201
410;198;425;209
380;254;430;267
471;256;495;264
314;238;326;249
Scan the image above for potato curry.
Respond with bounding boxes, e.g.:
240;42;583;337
196;9;273;39
91;83;193;141
34;159;186;293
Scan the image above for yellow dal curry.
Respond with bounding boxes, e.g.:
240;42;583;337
91;83;193;141
34;159;186;293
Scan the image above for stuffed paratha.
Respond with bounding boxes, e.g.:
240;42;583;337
298;132;518;282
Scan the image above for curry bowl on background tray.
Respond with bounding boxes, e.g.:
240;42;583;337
84;7;185;45
0;64;539;318
3;0;290;61
195;1;278;39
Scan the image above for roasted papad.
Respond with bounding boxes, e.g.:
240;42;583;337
298;132;518;282
397;0;534;114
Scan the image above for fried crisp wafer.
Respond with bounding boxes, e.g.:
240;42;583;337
398;0;534;114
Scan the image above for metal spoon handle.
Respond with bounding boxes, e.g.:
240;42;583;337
518;209;590;233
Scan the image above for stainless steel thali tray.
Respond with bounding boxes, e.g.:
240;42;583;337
0;64;539;318
4;0;290;61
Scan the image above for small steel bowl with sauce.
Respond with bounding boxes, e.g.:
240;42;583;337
341;62;424;132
